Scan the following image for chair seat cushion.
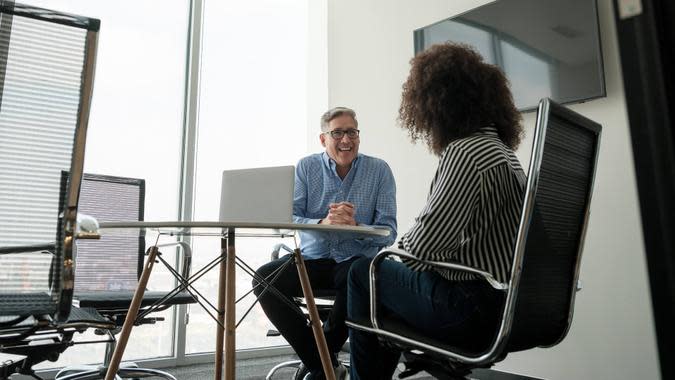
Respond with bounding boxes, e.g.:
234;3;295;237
66;307;114;325
73;290;196;309
0;292;56;316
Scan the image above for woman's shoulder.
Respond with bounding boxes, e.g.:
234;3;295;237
445;133;516;170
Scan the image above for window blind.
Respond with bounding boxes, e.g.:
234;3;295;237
0;12;86;293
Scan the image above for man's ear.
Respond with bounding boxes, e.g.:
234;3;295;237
319;133;326;147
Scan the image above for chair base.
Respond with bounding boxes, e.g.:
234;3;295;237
398;351;475;380
265;359;302;380
265;359;352;380
55;362;176;380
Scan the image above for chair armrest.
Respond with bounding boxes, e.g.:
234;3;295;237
343;247;511;366
156;241;192;278
371;247;508;291
271;243;294;260
367;247;507;331
0;243;55;255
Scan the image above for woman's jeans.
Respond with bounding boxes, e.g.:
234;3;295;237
347;257;504;380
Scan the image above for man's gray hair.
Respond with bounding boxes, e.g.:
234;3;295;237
320;106;358;132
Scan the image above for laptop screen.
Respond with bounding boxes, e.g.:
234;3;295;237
219;165;295;224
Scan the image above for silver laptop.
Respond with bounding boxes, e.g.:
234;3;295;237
219;165;295;224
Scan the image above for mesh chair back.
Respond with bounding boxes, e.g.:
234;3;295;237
74;173;145;292
0;2;99;321
505;99;601;351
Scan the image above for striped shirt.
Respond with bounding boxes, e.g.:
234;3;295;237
294;152;397;262
399;126;525;283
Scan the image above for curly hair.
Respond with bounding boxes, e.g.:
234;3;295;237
398;43;523;155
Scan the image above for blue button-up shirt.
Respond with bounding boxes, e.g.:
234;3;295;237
293;152;397;262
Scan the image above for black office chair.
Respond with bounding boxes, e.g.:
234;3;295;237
262;244;349;380
346;98;602;379
54;173;195;380
0;2;100;379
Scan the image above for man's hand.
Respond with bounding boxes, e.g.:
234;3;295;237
320;202;356;225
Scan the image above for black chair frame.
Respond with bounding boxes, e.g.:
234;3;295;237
0;3;100;378
54;173;194;380
346;98;603;379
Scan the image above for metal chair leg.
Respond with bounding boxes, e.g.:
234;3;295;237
265;359;302;380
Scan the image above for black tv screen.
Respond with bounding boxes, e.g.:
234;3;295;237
414;0;605;112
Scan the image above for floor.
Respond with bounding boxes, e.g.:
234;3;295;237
162;354;542;380
9;353;542;380
164;353;434;379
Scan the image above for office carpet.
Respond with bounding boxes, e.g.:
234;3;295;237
167;354;299;379
163;353;434;379
10;353;540;380
163;356;542;380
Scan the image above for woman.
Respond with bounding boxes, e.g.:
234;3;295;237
347;43;526;379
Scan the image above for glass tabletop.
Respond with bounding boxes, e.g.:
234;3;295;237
97;220;391;238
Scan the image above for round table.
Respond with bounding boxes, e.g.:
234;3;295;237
98;221;390;380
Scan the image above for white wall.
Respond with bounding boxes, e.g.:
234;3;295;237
306;0;329;147
326;0;661;379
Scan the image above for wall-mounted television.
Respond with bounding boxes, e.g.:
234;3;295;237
414;0;605;112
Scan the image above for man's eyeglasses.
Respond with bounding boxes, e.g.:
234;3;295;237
324;129;360;139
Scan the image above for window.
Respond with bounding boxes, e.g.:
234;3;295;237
6;0;323;368
18;0;190;367
186;0;310;353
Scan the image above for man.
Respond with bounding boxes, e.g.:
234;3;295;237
253;106;397;380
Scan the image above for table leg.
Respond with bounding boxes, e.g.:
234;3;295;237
224;228;236;379
104;246;160;380
293;248;336;380
214;237;227;380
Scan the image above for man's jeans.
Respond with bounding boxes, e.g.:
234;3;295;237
253;255;359;373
